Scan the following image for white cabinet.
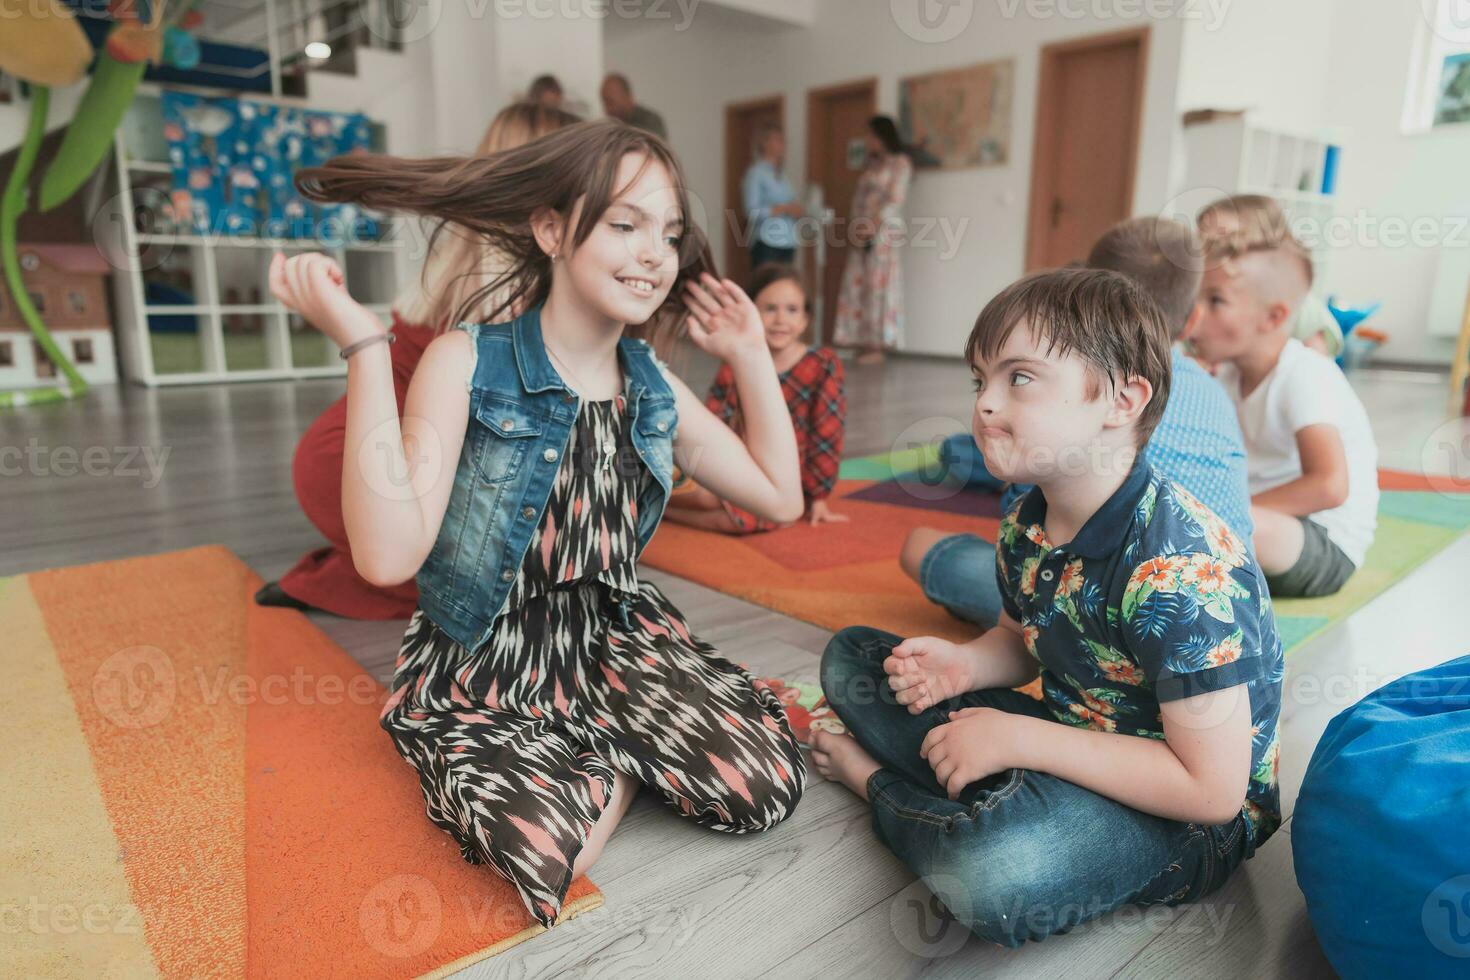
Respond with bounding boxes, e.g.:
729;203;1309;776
101;89;408;386
1179;113;1342;287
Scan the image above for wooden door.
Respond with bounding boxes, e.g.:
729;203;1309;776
1026;28;1149;271
807;78;877;345
724;96;785;289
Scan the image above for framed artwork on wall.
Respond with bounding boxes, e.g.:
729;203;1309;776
1434;51;1470;127
899;59;1015;171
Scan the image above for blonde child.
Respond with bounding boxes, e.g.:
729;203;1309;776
1193;234;1378;597
1196;194;1343;357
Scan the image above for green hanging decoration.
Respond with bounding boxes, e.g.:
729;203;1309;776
0;0;200;408
39;55;150;214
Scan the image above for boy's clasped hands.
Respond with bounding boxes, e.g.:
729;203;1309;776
885;636;1033;799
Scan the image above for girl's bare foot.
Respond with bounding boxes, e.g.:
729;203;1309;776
855;350;886;366
811;729;882;801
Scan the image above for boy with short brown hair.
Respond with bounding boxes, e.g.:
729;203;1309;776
817;267;1284;948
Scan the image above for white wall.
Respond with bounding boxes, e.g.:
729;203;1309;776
605;2;1187;357
306;47;441;155
1175;0;1333;132
308;3;602;157
487;8;604;123
701;0;816;26
0;85;91;169
1318;0;1468;365
1173;0;1466;366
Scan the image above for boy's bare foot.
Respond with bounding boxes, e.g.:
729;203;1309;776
811;729;881;801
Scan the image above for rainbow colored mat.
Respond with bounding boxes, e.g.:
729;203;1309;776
645;447;1470;654
3;545;599;978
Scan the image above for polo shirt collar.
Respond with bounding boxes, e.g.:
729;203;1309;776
1014;456;1155;560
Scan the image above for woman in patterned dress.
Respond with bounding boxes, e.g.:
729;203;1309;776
273;121;809;927
832;116;914;366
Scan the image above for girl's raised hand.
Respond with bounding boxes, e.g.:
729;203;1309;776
268;251;384;350
682;273;767;363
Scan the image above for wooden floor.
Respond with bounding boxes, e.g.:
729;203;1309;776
5;350;1468;979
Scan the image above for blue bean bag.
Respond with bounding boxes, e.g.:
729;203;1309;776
1293;654;1470;978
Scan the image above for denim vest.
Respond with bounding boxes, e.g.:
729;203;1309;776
414;305;678;651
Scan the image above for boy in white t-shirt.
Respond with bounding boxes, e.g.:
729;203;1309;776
1191;235;1378;597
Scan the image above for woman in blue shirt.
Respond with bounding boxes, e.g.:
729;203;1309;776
743;125;804;268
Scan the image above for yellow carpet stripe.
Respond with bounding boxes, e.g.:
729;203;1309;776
0;576;159;978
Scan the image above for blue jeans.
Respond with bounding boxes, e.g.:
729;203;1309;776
938;433;1008;493
750;241;796;268
919;533;1005;629
820;625;1251;948
921;436;1022;629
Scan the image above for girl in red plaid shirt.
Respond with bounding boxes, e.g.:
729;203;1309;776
667;263;848;532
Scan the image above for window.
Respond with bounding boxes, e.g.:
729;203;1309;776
73;337;94;364
1407;1;1470;130
67;290;87;314
33;340;54;378
27;290;44;313
0;340;11;367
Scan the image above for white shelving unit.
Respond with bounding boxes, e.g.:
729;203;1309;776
99;89;408;387
1180;113;1342;287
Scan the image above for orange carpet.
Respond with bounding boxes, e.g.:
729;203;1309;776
650;475;996;644
4;545;599;979
644;463;1470;653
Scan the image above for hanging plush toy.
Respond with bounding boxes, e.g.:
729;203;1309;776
0;0;201;408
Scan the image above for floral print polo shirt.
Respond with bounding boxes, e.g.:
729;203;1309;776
996;460;1284;847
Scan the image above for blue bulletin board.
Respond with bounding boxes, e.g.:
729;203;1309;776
160;92;383;242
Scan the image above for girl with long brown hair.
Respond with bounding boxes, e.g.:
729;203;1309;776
258;101;579;618
268;118;808;927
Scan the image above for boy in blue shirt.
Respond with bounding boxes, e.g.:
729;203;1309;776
901;218;1251;629
815;267;1283;947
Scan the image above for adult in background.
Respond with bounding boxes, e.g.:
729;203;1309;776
527;74;564;109
743;123;804;268
600;72;668;140
833;115;914;366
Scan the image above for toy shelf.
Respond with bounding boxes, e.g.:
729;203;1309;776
1180;113;1343;288
100;91;409;387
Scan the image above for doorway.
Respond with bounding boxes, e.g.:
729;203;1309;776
724;95;785;290
807;77;877;345
1025;28;1149;271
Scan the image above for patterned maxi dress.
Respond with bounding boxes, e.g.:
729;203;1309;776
833;152;914;351
379;393;808;928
